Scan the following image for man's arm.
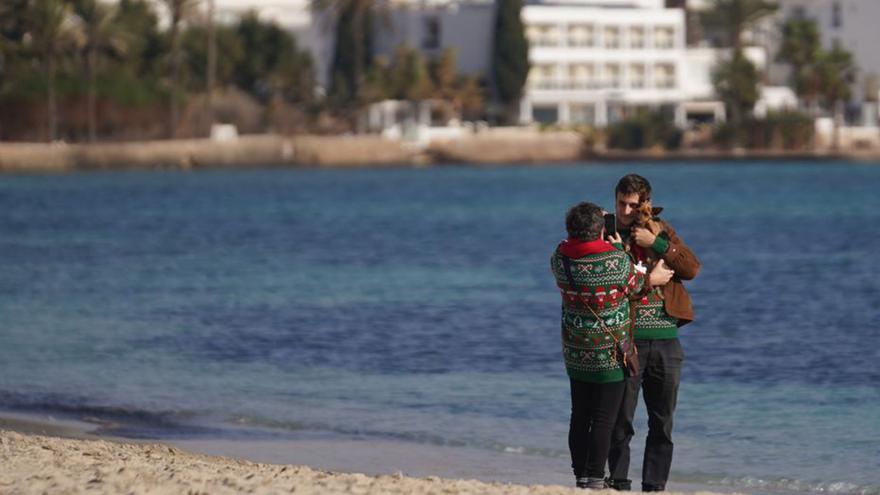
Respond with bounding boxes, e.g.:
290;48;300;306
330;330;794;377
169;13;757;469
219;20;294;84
653;220;700;280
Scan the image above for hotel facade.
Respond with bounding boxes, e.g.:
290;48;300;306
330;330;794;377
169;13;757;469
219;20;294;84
521;1;689;125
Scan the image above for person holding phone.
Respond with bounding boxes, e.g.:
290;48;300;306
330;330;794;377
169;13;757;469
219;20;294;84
551;201;676;490
606;174;701;492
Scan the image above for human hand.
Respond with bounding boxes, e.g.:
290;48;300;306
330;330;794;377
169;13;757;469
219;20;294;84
649;259;674;286
632;227;657;248
607;231;623;245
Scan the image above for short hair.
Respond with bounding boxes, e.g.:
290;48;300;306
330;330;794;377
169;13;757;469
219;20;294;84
615;174;652;203
565;202;604;241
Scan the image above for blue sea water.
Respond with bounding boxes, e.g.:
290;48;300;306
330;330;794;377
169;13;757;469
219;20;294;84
1;162;878;494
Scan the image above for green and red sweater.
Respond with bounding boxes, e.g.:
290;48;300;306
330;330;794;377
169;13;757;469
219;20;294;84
551;238;645;383
620;228;679;340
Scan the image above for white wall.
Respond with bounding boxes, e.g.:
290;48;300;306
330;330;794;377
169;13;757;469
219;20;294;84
374;3;495;76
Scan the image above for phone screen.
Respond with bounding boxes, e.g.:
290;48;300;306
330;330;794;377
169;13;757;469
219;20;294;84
604;213;616;239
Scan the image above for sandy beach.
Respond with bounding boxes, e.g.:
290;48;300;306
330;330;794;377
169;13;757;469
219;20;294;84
0;422;743;495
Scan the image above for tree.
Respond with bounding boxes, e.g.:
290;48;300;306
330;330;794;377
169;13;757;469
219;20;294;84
233;12;314;104
700;0;777;49
160;0;197;138
26;0;82;142
776;15;857;149
429;49;485;121
0;0;30;102
777;16;821;113
387;44;432;102
73;0;126;142
430;48;457;100
182;23;242;91
491;0;529;123
712;49;759;134
114;0;165;79
318;0;382;108
816;46;856;149
205;0;215;126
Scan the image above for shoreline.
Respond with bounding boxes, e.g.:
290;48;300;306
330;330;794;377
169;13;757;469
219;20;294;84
0;412;744;495
1;133;878;172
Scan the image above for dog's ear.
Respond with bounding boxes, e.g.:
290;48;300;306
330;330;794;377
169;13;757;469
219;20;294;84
651;206;664;216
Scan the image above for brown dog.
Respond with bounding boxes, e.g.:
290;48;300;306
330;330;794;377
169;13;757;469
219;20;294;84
636;202;664;237
634;203;666;295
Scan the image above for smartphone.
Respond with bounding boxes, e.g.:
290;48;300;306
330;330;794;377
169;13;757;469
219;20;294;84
604;213;617;239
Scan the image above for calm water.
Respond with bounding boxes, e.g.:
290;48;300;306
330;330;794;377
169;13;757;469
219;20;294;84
1;163;878;494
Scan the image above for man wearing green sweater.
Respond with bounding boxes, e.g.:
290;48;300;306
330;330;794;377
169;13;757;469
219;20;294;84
607;174;701;492
551;201;671;490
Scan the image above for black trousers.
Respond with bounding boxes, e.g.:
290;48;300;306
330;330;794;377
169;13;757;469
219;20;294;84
608;338;684;490
569;378;626;479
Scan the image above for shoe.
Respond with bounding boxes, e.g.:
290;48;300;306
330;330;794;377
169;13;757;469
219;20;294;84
606;478;632;491
642;483;665;492
576;477;607;489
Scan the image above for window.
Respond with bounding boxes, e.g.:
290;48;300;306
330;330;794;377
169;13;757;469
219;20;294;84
629;63;646;88
568;24;594;47
422;17;440;50
605;63;621;88
529;65;557;89
604;26;621;49
529;24;560;47
569;64;596;88
570;104;595;124
654;63;675;88
654;26;675;49
532;106;559;124
629;26;645;49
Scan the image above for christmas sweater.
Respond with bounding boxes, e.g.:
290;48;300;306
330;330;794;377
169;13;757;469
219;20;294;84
620;228;679;339
551;239;645;383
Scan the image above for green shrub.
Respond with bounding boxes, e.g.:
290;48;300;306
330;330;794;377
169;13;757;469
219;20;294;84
712;112;813;149
607;111;682;150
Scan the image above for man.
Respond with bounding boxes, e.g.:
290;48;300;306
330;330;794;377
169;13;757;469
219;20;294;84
551;201;671;490
606;174;701;492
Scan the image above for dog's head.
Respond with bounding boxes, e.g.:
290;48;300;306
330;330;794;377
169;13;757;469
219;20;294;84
635;202;663;228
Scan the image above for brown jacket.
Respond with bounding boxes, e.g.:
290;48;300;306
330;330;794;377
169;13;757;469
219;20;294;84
627;219;700;327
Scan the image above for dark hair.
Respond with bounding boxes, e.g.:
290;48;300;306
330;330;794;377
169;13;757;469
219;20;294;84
615;174;652;203
565;202;604;241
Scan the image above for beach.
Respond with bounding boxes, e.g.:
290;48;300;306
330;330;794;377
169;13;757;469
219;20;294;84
1;421;743;495
1;165;877;495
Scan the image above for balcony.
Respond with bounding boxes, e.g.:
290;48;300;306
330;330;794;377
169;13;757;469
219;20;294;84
532;37;561;47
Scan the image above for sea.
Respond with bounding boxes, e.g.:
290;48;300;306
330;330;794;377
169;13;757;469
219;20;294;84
1;162;878;494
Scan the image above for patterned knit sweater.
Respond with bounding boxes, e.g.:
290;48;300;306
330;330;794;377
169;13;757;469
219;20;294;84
551;240;645;383
620;228;679;340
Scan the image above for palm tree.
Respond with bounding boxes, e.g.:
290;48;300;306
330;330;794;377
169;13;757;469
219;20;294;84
712;49;759;129
777;17;822;114
73;0;126;142
701;0;777;49
816;47;857;150
27;0;81;142
160;0;197;138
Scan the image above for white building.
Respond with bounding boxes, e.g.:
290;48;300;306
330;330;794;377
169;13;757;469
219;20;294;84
371;0;761;127
521;0;689;125
375;0;495;77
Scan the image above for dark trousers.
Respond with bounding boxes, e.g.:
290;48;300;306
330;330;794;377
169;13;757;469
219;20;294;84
608;338;684;491
569;378;626;479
